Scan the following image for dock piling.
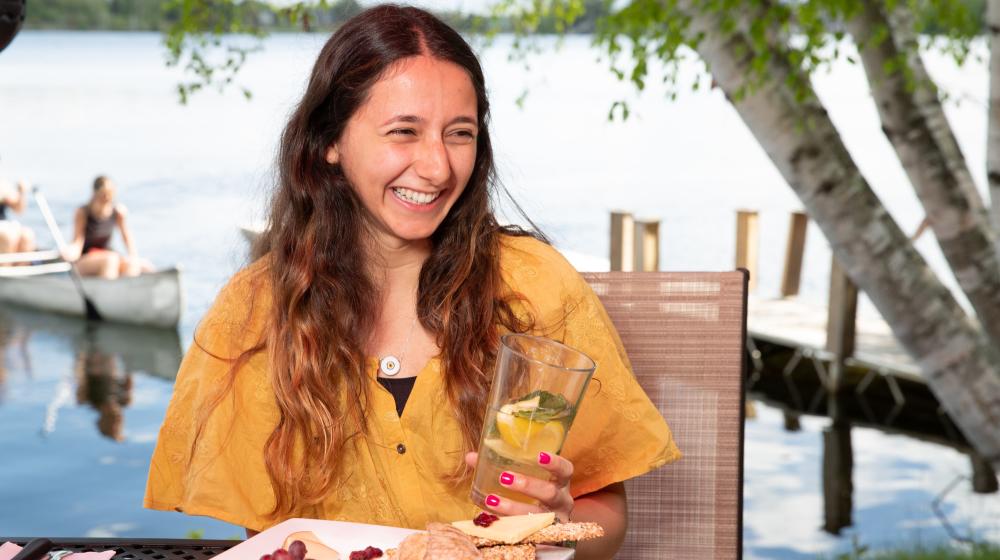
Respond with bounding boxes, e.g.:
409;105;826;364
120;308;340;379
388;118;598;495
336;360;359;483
781;211;809;297
736;210;759;292
635;219;660;272
826;257;858;392
610;211;635;272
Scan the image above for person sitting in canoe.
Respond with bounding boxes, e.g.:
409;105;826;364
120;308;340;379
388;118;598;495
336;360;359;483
0;177;36;256
63;175;152;278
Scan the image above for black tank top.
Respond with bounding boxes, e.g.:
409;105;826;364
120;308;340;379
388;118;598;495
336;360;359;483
377;376;417;417
82;206;118;253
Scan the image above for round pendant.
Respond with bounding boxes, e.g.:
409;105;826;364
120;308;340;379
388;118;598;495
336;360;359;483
379;355;401;376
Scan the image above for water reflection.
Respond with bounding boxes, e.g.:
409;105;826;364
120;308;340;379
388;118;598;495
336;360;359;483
748;338;1000;540
0;303;182;441
0;309;31;402
74;332;133;441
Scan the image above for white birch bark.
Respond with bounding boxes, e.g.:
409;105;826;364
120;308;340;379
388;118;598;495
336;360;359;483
988;0;1000;235
847;0;1000;348
884;11;988;221
676;2;1000;468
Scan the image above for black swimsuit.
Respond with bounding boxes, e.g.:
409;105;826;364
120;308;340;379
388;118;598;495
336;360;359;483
82;206;118;254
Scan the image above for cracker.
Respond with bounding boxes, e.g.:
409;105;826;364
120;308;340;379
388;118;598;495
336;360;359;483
478;544;536;560
470;522;604;547
390;522;481;559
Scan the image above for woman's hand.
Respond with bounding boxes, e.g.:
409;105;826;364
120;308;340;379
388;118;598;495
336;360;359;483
464;451;575;522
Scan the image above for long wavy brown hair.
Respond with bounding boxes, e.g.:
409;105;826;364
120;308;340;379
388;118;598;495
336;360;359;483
194;5;545;519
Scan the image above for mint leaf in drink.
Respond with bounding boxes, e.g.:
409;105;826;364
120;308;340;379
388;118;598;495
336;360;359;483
509;390;571;422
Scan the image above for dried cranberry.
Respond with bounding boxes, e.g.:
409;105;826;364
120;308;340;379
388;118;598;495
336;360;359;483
473;512;499;527
349;546;383;560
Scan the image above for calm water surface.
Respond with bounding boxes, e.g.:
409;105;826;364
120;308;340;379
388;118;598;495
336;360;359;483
0;32;998;557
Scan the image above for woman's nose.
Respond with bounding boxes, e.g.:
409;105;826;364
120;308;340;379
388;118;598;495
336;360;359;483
413;137;450;186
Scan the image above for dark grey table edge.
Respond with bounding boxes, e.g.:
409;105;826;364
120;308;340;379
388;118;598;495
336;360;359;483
1;538;238;559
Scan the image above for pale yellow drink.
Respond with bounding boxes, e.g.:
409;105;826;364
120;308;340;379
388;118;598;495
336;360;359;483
471;385;583;508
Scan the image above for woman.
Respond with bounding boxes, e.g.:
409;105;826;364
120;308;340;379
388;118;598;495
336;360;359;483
0;177;35;255
65;175;152;278
144;6;679;559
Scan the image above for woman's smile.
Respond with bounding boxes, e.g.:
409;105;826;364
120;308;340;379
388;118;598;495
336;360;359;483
390;186;445;208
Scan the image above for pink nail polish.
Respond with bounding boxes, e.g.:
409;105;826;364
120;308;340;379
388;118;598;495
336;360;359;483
499;472;515;486
538;452;551;465
485;494;501;507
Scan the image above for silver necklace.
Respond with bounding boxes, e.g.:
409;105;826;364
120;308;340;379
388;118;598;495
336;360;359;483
378;315;418;377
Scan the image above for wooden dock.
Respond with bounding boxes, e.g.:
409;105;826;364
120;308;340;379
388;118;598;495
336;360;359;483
606;208;1000;502
749;296;920;379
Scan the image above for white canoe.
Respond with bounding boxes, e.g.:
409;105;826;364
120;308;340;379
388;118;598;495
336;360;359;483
0;264;183;328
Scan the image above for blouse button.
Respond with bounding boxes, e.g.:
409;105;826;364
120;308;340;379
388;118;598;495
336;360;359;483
396;443;407;455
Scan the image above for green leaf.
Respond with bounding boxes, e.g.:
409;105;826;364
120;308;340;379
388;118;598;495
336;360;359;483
510;389;571;422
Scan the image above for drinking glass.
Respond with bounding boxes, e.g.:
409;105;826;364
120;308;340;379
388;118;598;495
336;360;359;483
470;333;596;509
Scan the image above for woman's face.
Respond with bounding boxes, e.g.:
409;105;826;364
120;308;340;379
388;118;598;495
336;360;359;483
326;55;479;247
95;183;116;204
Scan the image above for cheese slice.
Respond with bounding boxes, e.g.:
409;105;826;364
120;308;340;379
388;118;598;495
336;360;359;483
451;512;556;544
281;530;342;560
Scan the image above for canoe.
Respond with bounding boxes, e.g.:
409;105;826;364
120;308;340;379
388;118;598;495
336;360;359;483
0;256;183;328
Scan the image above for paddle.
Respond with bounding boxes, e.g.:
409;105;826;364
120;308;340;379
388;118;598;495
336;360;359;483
31;187;103;321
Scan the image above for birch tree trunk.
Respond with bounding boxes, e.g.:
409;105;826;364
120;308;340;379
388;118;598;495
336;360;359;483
846;0;1000;348
988;0;1000;234
677;1;1000;467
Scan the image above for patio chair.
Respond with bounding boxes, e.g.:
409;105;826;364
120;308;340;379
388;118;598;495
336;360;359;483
583;270;748;560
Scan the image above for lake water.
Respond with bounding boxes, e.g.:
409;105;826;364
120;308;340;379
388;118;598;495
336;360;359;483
1;31;998;557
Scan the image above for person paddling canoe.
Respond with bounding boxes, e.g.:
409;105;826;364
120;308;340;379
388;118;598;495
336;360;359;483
0;176;36;256
63;175;153;278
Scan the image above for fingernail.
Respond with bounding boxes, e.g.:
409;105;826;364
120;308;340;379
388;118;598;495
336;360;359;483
499;472;515;486
485;494;501;507
538;452;551;465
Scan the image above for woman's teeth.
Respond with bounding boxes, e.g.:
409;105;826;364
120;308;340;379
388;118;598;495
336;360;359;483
392;187;441;205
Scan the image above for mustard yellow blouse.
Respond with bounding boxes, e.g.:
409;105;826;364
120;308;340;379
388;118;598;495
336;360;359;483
144;235;680;531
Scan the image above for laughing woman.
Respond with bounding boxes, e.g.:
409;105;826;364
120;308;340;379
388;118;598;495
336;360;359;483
144;6;679;559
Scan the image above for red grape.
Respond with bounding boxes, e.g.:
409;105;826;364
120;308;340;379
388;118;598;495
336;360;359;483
259;555;273;560
272;549;291;560
288;540;307;560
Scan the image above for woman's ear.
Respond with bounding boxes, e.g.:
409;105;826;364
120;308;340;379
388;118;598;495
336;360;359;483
325;145;340;165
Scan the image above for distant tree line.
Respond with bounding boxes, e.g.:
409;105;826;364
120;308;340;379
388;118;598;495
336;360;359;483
23;0;357;31
25;0;982;35
21;0;612;34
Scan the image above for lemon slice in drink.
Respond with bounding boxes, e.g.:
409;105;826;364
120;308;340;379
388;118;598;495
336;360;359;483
495;405;565;456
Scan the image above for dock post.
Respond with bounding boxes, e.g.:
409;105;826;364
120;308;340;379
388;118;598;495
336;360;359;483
822;418;854;535
610;211;635;272
736;210;759;292
634;219;660;272
971;453;999;494
781;211;809;297
826;256;858;393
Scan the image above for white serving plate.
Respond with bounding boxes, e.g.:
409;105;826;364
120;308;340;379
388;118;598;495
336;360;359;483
214;518;574;559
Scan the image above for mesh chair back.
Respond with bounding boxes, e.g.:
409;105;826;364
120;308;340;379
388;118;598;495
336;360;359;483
583;271;747;560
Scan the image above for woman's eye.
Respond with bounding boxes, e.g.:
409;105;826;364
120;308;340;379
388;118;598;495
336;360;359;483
452;130;476;139
389;128;416;136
